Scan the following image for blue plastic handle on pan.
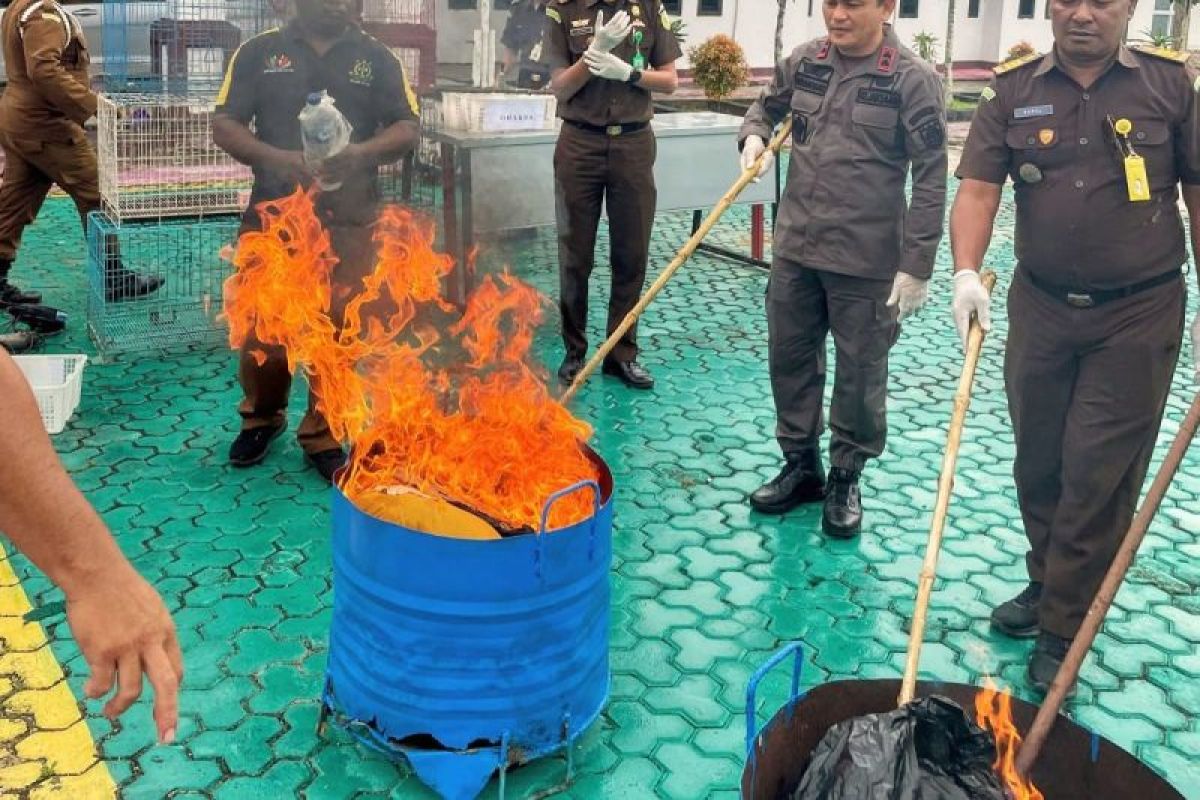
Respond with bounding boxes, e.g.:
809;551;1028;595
745;641;805;755
535;480;602;579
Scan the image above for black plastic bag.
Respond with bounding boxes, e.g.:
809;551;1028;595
791;695;1007;800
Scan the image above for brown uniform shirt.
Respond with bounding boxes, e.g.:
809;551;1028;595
0;0;97;143
740;26;947;280
956;46;1200;290
542;0;681;126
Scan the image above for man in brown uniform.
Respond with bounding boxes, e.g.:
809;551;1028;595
0;0;163;305
951;0;1200;694
739;0;946;538
544;0;680;390
214;0;419;482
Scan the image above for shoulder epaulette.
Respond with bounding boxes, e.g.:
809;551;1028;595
993;52;1041;75
1131;44;1190;64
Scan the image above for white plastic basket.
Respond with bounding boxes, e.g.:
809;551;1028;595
13;355;88;435
441;92;556;132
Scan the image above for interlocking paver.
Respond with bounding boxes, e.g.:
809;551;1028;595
0;181;1195;800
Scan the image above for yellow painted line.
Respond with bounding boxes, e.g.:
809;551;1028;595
0;544;116;799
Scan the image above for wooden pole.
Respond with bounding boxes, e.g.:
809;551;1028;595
897;269;998;707
559;117;793;405
1014;389;1200;776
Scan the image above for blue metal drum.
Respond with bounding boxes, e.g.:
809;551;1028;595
322;447;614;800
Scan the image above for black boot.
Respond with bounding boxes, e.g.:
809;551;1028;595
821;467;862;538
0;259;42;306
749;450;825;513
990;582;1042;638
1027;631;1076;699
105;265;165;302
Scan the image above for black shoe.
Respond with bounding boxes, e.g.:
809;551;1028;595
229;423;286;467
105;268;165;302
602;359;654;390
821;467;862;538
1027;631;1076;699
749;450;826;514
557;355;584;385
307;448;348;483
0;331;35;353
990;582;1042;639
0;280;41;306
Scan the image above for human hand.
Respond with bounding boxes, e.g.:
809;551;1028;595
67;566;182;744
951;269;992;348
886;272;930;321
318;142;369;187
269;148;317;188
583;49;632;82
739;134;772;181
590;9;632;53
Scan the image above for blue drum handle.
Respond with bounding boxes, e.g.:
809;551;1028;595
536;480;602;579
745;642;805;755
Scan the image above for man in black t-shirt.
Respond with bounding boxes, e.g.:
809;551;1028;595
213;0;419;482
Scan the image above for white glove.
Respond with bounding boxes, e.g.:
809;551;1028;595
951;269;992;348
739;135;773;181
583;49;632;82
1191;316;1200;383
590;10;632;53
886;272;929;321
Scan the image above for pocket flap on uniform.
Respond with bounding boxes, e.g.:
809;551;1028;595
791;89;824;114
1129;120;1168;147
1005;125;1060;150
851;102;899;129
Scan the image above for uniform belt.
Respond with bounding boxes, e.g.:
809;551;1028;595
1023;268;1182;308
563;119;649;136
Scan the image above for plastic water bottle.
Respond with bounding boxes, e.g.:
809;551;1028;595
298;91;353;192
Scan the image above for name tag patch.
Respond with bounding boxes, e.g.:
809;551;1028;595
1014;104;1054;120
856;87;902;109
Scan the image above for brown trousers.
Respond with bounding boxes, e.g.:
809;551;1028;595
1005;271;1185;638
553;123;656;363
766;260;900;472
237;224;377;455
0;130;100;262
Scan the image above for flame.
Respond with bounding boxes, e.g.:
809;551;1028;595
974;679;1045;800
222;188;597;532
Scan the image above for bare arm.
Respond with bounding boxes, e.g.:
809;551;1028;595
950;178;1003;273
551;61;591;103
633;60;677;94
0;352;181;742
212;114;294;171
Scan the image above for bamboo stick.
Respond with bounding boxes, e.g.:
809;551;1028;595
1015;389;1200;776
559;117;793;405
898;269;998;706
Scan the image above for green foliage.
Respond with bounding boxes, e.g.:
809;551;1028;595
1006;40;1036;60
670;18;688;45
688;35;749;101
912;31;939;62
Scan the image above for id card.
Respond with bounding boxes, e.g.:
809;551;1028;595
1124;155;1150;202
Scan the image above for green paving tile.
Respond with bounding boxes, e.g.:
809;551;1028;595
2;185;1195;800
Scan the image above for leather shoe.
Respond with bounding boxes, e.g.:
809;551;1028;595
1027;631;1076;699
0;280;41;306
558;355;584;385
749;450;825;514
105;267;165;302
229;423;285;466
990;582;1042;638
821;467;862;538
307;448;348;483
602;359;653;389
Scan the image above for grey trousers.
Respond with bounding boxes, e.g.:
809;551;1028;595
766;259;900;471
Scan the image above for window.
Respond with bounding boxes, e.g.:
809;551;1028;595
1018;0;1035;18
1151;0;1173;38
697;0;722;15
662;0;681;12
808;0;814;17
1045;0;1051;18
968;0;979;18
898;0;918;17
447;0;475;9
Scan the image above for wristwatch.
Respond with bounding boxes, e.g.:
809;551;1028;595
626;69;643;84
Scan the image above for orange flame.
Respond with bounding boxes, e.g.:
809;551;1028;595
974;679;1044;800
222;188;597;532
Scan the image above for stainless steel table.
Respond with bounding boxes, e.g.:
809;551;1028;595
425;111;780;299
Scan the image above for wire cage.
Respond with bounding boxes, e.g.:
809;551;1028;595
359;0;437;89
86;210;240;356
98;92;253;222
101;0;284;93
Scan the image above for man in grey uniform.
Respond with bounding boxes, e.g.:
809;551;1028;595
739;0;947;537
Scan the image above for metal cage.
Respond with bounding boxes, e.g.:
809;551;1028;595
86;211;240;356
